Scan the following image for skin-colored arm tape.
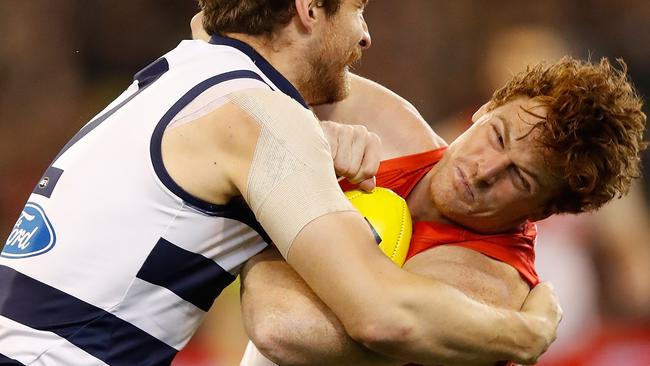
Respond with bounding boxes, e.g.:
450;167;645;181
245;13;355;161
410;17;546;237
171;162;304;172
228;89;355;259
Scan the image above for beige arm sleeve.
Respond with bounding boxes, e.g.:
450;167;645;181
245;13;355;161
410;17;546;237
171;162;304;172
227;89;354;258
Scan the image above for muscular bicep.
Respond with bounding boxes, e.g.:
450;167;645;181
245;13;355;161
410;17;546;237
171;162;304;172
240;247;403;366
164;86;356;256
240;247;350;363
240;247;338;332
403;246;530;310
214;89;411;346
220;89;356;258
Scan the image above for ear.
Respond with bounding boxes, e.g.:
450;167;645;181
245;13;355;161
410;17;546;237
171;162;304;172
471;102;491;123
190;12;210;41
295;0;322;32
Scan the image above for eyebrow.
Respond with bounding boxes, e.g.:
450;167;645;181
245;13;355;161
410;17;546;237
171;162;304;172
496;114;541;188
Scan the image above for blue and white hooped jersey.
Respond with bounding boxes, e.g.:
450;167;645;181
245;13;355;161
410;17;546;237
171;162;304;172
0;35;308;366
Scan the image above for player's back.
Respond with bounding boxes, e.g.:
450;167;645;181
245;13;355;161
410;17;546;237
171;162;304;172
0;36;301;365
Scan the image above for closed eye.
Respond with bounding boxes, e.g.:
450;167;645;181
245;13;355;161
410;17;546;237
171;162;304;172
514;168;531;192
492;125;504;148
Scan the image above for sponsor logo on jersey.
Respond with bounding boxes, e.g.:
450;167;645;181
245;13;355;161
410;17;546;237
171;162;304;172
38;176;50;189
2;202;56;258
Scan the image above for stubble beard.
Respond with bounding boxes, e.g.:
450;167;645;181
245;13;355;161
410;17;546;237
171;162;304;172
298;35;362;106
429;161;475;228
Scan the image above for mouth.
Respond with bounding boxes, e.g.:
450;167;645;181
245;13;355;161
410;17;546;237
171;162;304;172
455;166;475;202
349;47;363;66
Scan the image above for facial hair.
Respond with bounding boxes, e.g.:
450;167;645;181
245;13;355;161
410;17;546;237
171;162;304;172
299;34;362;105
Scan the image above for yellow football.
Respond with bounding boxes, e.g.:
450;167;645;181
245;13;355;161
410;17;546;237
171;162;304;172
345;188;412;267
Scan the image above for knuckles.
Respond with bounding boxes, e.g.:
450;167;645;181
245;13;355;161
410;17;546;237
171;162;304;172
320;121;381;181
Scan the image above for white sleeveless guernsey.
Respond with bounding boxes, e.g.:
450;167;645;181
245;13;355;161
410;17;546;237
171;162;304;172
0;35;308;366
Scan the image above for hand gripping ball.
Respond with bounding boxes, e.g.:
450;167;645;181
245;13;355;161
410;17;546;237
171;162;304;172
345;188;412;266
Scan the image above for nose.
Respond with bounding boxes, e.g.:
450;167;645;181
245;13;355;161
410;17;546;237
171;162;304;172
359;19;372;50
474;154;511;187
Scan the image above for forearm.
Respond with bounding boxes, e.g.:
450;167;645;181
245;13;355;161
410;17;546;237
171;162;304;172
351;274;540;365
241;247;402;366
242;249;550;366
286;214;557;365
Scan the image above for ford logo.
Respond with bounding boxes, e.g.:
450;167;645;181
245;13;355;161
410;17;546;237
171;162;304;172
2;202;56;259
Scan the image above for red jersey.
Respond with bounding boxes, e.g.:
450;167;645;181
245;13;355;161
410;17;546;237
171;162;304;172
340;147;539;287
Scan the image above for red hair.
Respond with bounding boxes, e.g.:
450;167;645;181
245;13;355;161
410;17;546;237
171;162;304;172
490;57;647;213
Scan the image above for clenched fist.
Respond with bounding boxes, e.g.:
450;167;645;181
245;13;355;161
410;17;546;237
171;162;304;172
320;120;382;192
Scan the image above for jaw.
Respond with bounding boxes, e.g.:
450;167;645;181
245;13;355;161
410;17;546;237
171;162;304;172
406;170;444;223
450;210;530;234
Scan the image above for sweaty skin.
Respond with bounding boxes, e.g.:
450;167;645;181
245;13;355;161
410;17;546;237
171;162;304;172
240;74;532;366
189;6;560;365
315;75;531;307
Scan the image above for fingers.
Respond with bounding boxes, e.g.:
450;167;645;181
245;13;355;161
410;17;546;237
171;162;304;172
320;121;382;188
358;177;376;192
349;131;381;186
517;281;563;364
320;120;339;159
523;282;563;328
333;124;355;176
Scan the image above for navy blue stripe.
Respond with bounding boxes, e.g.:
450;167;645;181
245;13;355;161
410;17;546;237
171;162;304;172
52;58;169;163
149;69;272;241
364;218;383;244
0;353;24;366
224;197;271;243
134;58;170;88
32;166;64;198
0;265;177;366
209;34;309;109
136;238;235;312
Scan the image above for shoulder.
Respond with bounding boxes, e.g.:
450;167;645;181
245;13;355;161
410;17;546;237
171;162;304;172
228;88;315;122
226;88;329;155
161;88;327;203
314;74;447;158
184;88;324;153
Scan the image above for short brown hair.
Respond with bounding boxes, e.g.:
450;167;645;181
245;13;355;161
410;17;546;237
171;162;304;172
198;0;342;36
490;57;647;214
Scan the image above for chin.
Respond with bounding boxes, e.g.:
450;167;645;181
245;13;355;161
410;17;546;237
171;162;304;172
308;72;350;105
434;199;511;234
456;215;525;234
329;79;351;103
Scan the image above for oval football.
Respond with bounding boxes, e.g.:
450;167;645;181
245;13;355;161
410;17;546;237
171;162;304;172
344;188;412;266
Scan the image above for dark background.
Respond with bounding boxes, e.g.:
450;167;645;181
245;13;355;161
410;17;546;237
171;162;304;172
1;1;649;365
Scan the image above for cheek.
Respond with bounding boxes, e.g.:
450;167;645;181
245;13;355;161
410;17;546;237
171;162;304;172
342;16;364;47
486;184;533;215
484;182;517;205
430;164;465;209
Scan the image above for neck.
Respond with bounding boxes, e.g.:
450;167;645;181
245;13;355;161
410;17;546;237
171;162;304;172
225;32;309;97
406;167;448;224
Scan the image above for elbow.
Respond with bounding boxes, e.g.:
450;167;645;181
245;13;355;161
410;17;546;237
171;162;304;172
248;319;299;365
344;303;455;364
248;315;320;366
345;312;416;355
